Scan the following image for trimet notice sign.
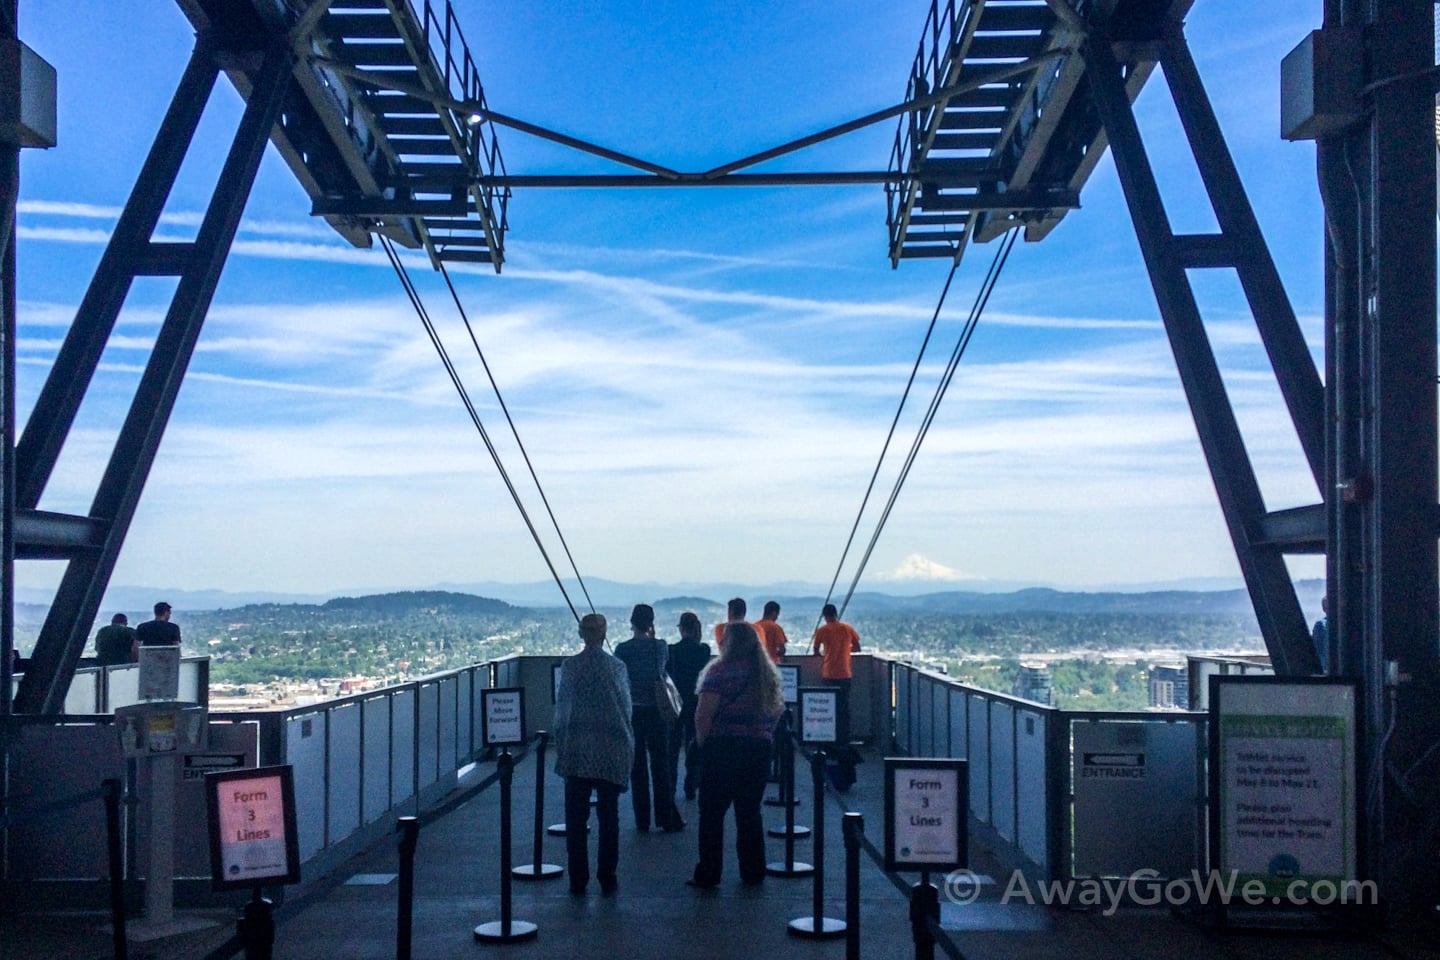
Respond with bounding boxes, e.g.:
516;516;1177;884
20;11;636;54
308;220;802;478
205;764;301;890
1210;676;1358;904
884;758;967;873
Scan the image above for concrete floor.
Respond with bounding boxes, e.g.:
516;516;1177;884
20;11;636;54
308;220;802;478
3;745;1438;960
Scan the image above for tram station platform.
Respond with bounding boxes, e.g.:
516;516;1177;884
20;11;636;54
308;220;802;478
4;742;1436;960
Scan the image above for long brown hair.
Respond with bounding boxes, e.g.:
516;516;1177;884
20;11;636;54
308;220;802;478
700;622;782;714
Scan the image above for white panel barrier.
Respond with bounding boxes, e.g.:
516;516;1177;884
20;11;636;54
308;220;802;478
285;711;329;860
438;676;458;771
327;701;363;844
947;689;967;759
968;693;991;824
991;701;1017;842
895;666;912;753
361;693;392;823
390;687;417;808
417;681;440;790
1015;709;1049;873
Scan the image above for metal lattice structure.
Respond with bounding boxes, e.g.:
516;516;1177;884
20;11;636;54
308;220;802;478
1;0;1436;910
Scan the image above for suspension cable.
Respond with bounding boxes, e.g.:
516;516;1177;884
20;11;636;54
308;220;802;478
379;237;582;622
436;261;595;614
832;228;1020;621
816;257;962;634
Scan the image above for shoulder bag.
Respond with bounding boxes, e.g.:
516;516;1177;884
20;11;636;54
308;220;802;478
655;640;682;722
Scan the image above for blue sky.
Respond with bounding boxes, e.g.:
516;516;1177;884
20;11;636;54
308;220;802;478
12;1;1329;598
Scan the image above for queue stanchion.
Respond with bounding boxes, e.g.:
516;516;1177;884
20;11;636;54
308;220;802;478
396;816;418;960
766;726;813;878
768;712;810;839
513;731;562;880
842;812;863;960
787;748;844;939
103;778;129;960
240;888;275;960
765;710;800;808
474;749;538;944
909;872;939;960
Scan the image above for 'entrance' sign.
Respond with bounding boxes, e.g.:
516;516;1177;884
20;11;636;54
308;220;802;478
884;758;967;873
205;764;301;890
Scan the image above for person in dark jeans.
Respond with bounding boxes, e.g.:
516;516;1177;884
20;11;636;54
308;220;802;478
614;604;684;832
668;612;711;802
687;622;784;888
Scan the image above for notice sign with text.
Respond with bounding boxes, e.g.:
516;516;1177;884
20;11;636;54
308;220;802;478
205;764;300;890
797;687;838;744
1211;677;1357;898
884;758;967;872
482;687;526;747
778;664;799;705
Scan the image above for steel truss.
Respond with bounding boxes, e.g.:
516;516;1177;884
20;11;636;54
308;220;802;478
11;37;292;714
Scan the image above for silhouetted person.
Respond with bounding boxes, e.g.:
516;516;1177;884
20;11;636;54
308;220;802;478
812;602;861;789
668;611;711;802
136;601;180;647
714;597;747;649
1312;594;1329;673
754;600;788;664
554;613;632;896
614;604;683;832
688;622;783;888
94;613;138;666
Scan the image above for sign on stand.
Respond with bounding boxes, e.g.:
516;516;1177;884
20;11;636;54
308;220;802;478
884;758;967;873
482;687;526;747
797;687;838;744
1210;676;1358;905
138;644;181;701
778;664;799;706
205;764;301;889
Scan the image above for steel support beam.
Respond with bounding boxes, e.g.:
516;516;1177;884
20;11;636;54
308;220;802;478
1084;34;1319;676
1;0;19;716
14;39;293;715
1160;34;1326;488
13;44;219;510
1324;0;1440;912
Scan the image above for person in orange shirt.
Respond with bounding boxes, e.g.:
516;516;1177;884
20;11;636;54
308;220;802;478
753;601;787;664
811;603;861;788
713;597;747;649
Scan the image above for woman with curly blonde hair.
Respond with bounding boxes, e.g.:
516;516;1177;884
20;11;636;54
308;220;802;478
686;621;784;888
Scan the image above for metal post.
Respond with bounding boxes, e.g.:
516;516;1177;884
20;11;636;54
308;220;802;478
513;730;561;879
474;750;536;943
910;872;939;960
396;816;418;960
787;749;844;938
767;720;813;877
843;812;863;960
240;889;274;960
104;778;129;960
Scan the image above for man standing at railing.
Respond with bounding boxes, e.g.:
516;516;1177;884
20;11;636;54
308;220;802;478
136;602;181;647
94;613;138;666
812;603;861;790
754;601;788;664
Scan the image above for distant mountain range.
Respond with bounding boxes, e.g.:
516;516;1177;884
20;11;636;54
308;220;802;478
13;577;1325;622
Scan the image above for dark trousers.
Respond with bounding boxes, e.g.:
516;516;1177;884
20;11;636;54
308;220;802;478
693;735;771;885
564;777;620;890
631;706;679;830
667;697;700;799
